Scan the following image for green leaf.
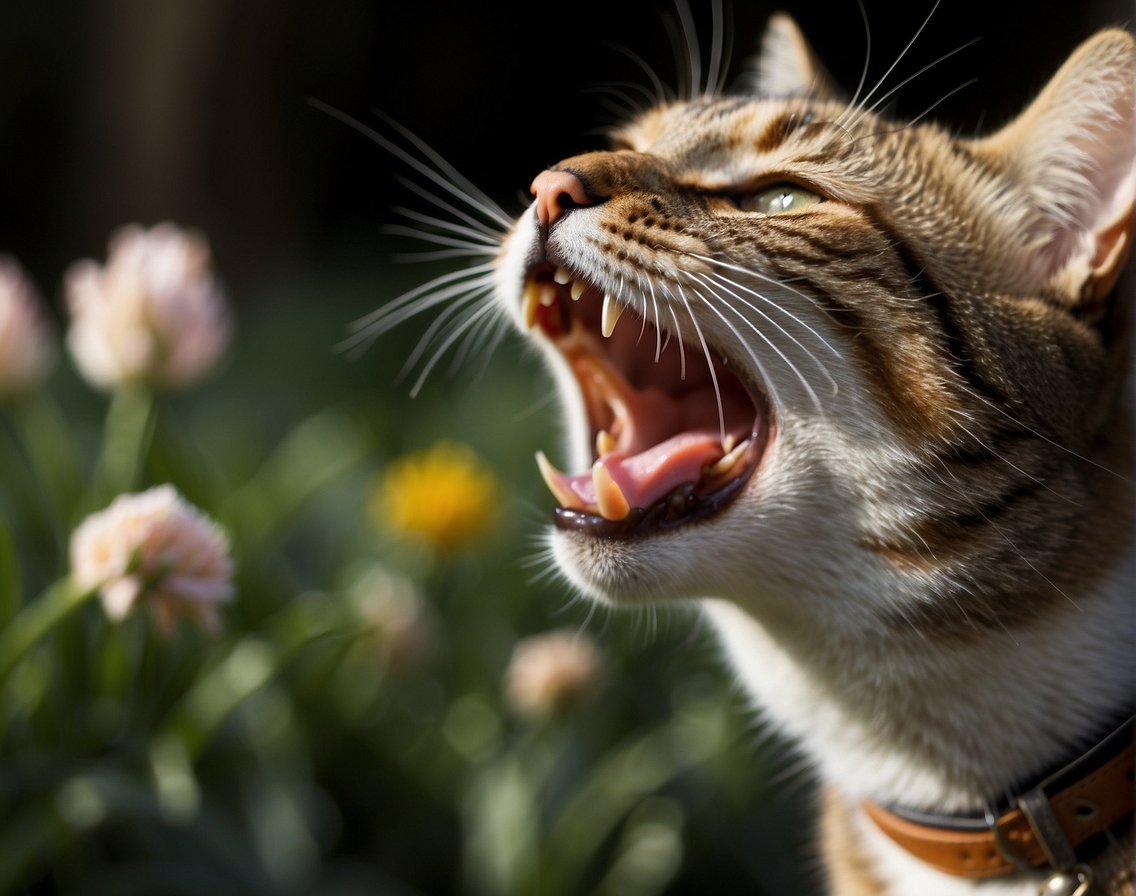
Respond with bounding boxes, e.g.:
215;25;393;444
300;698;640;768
0;513;19;624
0;578;94;687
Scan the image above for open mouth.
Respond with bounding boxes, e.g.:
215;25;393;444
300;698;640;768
523;264;771;538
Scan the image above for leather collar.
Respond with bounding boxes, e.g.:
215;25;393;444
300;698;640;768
862;715;1134;878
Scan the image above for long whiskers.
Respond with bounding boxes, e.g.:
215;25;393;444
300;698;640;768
836;0;944;133
674;283;728;444
689;270;833;414
309;99;512;232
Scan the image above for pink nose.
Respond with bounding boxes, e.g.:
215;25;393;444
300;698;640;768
530;169;593;227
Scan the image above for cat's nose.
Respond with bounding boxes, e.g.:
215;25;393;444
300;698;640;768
530;169;595;227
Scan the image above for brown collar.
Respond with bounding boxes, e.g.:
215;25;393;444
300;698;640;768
862;715;1134;879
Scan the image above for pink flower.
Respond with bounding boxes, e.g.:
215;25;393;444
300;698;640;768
0;257;55;397
65;224;231;390
504;630;601;718
70;485;234;632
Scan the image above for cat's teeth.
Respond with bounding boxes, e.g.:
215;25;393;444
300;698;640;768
535;451;584;510
539;283;557;307
522;280;541;329
553;267;571;285
570;280;585;301
593;464;631;521
706;438;749;478
601;293;625;338
595;429;616;457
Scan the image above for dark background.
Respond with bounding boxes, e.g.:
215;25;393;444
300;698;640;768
0;0;1130;304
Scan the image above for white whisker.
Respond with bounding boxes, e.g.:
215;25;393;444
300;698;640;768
392;206;502;248
837;0;942;131
675;283;727;443
410;300;499;397
309;99;513;231
384;225;499;253
394;176;505;240
847;38;982;133
680;276;788;416
345;265;496;341
690;270;831;413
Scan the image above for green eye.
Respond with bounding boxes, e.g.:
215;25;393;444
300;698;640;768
740;183;823;214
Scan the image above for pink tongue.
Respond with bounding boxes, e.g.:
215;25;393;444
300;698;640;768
561;430;730;509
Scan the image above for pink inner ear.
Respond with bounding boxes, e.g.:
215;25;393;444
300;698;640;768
1088;207;1134;300
975;30;1135;292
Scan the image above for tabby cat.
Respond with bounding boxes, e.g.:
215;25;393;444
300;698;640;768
375;12;1135;895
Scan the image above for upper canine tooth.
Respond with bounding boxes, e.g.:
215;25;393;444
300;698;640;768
570;280;585;301
522;281;541;329
592;464;631;521
539;283;557;307
601;293;625;338
553;267;571;285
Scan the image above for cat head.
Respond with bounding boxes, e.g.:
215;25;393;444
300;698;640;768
494;16;1135;638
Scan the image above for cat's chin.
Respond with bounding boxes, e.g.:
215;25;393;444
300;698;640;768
517;260;774;542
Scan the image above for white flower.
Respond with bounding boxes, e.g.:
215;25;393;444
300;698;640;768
70;485;234;632
65;223;231;390
504;630;601;718
349;564;435;671
0;257;55;397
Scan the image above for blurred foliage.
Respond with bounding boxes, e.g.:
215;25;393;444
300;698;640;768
0;256;815;895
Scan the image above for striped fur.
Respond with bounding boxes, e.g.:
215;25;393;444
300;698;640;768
490;16;1135;895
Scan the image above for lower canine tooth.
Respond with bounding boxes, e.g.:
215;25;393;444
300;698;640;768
601;293;625;338
593;464;631;520
707;438;749;477
595;429;616;456
536;452;584;509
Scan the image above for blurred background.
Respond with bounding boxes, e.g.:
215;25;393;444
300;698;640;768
0;1;1130;894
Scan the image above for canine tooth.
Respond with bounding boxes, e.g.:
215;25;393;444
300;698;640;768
539;283;557;307
593;464;631;521
553;267;571;284
522;281;541;328
595;429;617;457
536;452;584;509
706;438;749;478
601;293;625;338
570;280;586;301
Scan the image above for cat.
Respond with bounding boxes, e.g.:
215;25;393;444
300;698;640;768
368;11;1135;895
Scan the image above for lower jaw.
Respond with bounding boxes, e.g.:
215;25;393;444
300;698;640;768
551;425;767;539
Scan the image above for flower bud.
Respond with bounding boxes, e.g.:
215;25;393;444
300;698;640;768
65;224;230;390
504;630;600;718
0;257;55;397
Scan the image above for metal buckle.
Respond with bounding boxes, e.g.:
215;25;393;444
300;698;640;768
1016;786;1079;871
984;805;1036;873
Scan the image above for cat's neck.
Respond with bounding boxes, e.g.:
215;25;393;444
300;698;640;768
703;561;1135;813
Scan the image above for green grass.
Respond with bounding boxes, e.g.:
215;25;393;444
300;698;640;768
0;256;816;895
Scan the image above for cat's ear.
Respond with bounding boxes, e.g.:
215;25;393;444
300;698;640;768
970;29;1135;304
739;13;843;100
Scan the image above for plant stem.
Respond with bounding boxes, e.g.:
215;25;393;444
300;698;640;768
0;578;94;686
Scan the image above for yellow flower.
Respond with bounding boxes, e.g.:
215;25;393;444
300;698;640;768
374;441;499;550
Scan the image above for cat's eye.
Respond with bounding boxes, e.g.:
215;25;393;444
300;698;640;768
738;183;824;215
